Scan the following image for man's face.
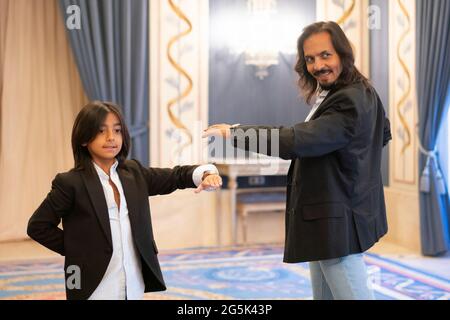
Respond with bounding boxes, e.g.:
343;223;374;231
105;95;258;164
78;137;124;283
303;32;343;90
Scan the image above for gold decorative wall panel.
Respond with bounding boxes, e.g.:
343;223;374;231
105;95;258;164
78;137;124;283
389;0;417;187
150;0;209;166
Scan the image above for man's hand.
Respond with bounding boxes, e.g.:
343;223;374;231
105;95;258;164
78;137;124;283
194;174;223;193
202;123;232;138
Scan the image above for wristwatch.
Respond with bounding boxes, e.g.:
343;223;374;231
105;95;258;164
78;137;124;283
201;170;215;181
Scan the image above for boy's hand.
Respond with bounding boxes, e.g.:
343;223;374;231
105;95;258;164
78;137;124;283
194;174;223;193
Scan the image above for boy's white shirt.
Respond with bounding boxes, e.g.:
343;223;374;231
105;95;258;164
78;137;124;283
89;161;218;300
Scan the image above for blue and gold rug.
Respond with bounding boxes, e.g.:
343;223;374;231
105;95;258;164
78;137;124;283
0;245;449;300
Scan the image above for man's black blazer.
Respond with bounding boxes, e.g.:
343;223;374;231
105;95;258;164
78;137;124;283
27;159;198;300
231;82;392;263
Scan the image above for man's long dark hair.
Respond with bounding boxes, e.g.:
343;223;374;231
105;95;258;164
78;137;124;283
71;101;131;173
295;21;370;104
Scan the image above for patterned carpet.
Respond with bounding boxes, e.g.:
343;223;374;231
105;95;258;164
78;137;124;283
0;245;449;300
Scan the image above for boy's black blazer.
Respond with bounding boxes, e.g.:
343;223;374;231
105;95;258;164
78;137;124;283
27;159;198;300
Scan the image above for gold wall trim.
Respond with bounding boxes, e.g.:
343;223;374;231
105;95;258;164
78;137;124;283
336;0;355;25
396;0;412;155
166;0;193;157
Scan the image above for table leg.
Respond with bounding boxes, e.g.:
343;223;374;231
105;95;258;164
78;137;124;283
229;175;237;245
215;188;221;246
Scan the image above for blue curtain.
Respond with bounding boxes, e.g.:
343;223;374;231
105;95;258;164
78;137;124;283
59;0;149;165
416;0;450;256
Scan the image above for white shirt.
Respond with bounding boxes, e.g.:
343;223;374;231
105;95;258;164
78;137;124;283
89;161;218;300
305;90;329;122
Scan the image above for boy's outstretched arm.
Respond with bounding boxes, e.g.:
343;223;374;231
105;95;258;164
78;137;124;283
134;160;222;196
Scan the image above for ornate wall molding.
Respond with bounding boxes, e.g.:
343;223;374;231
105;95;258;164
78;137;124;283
389;0;417;187
150;0;209;166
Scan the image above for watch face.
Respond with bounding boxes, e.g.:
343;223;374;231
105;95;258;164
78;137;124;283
202;171;213;180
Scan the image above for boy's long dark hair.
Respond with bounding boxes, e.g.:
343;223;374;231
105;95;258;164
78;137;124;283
295;21;370;104
71;101;131;172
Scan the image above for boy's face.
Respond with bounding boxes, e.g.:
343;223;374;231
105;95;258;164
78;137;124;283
86;112;123;166
303;31;343;90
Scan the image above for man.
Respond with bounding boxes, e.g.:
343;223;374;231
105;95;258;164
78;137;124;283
203;21;392;300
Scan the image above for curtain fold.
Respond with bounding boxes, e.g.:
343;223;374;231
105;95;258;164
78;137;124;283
0;0;87;241
416;0;450;256
59;0;149;164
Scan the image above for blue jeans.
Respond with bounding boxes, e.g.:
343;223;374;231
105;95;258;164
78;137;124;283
308;253;375;300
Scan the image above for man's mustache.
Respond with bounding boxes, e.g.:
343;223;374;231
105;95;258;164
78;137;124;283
313;69;332;77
